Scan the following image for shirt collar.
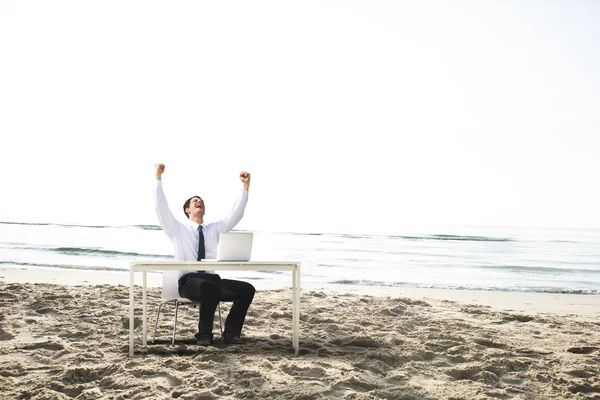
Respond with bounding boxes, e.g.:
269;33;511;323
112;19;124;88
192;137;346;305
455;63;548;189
187;220;205;230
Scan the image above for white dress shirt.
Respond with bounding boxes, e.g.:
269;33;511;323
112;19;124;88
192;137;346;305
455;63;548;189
153;180;249;279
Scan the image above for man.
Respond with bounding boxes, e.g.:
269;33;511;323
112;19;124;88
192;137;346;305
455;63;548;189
153;163;255;346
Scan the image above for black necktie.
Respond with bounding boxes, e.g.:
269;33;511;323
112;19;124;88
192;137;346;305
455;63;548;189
197;225;205;260
197;226;205;273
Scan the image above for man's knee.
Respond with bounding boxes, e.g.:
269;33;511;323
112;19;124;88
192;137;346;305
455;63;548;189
243;282;256;299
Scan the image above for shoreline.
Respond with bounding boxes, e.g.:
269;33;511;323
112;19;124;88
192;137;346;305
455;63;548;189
2;265;599;316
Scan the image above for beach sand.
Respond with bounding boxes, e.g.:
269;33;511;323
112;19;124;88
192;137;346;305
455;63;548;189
1;268;599;399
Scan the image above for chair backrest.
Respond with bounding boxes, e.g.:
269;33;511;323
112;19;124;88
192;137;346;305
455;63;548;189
161;270;182;301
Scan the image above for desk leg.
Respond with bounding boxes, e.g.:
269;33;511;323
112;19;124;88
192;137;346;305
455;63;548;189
129;267;135;357
292;265;300;356
142;271;147;346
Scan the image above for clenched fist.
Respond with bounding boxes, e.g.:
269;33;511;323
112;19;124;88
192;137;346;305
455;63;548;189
155;163;165;180
240;171;251;190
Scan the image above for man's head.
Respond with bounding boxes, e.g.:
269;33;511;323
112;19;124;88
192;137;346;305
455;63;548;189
183;196;205;219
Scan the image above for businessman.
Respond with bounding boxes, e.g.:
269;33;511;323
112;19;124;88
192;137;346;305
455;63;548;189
153;163;255;345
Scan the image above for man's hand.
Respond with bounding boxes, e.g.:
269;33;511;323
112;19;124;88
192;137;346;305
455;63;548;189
155;163;165;180
240;171;251;191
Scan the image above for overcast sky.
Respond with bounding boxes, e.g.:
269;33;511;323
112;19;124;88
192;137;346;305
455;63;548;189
0;1;598;234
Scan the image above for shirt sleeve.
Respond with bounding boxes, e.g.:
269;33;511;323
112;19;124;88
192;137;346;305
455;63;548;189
217;190;249;233
154;180;181;239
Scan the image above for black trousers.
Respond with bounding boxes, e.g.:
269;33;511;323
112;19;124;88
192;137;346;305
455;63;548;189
178;272;255;339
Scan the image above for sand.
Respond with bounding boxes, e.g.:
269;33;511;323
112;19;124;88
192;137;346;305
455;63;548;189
1;269;599;399
3;266;600;316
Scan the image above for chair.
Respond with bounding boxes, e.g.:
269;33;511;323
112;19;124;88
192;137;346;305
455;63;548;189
152;270;223;346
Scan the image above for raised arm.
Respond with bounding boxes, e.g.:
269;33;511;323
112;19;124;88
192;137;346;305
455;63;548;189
219;171;251;232
153;163;181;239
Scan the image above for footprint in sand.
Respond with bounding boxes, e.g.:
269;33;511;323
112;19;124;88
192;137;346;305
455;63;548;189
445;365;482;380
22;341;65;351
281;364;327;379
61;367;102;384
34;308;57;315
270;311;292;319
565;369;597;378
131;368;184;386
121;316;143;329
61;365;120;385
48;381;86;398
398;298;430;307
0;292;17;300
331;376;377;393
0;327;14;340
426;339;465;352
247;309;269;318
514;348;552;357
0;361;25;377
43;294;73;301
378;307;406;317
473;337;506;349
567;346;598;354
352;360;390;376
323;324;340;333
476;370;500;386
57;330;87;340
569;383;600;394
373;353;405;368
461;305;492;315
332;336;381;348
308;315;335;324
502;314;535;322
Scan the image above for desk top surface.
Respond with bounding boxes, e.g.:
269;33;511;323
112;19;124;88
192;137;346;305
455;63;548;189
130;260;301;271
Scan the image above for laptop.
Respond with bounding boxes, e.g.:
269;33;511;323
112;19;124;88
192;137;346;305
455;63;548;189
216;232;253;261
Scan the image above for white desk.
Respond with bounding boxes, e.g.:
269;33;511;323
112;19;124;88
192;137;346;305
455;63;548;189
129;261;301;356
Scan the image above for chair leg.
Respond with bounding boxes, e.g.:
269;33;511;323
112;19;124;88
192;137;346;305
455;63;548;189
172;300;180;347
157;301;217;346
152;302;167;344
218;303;223;336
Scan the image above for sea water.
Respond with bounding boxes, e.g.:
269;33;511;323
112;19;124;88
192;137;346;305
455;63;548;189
1;221;599;294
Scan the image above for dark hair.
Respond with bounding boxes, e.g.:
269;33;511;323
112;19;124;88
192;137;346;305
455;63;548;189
183;196;202;219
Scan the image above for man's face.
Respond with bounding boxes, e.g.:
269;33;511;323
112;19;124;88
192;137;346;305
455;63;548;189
187;196;205;218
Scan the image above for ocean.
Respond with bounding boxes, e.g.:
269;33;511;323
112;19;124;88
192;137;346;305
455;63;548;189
1;221;599;294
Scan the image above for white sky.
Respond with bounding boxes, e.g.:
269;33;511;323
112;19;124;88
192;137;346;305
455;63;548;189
0;1;598;234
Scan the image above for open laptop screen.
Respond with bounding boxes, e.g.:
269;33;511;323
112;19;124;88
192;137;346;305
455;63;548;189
216;232;253;261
